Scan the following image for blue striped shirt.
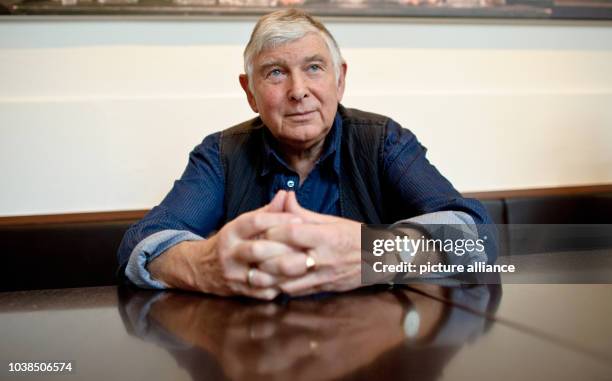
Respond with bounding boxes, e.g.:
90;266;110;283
117;110;494;288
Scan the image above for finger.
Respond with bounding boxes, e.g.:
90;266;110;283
232;211;302;240
258;252;310;277
290;286;324;297
234;240;301;264
279;272;324;295
243;267;281;288
288;274;360;294
283;191;302;214
263;190;288;213
265;223;328;249
245;287;280;300
230;282;280;300
284;192;338;224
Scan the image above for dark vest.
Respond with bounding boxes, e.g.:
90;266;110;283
219;105;388;225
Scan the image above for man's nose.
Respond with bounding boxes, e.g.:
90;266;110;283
288;74;308;101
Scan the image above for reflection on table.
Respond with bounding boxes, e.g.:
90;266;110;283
119;284;500;381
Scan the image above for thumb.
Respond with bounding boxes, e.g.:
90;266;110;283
284;191;308;215
284;191;327;223
263;190;287;212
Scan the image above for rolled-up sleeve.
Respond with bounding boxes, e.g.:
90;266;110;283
125;229;203;289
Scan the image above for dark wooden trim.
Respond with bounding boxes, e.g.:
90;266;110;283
0;184;610;226
0;210;147;226
463;183;612;200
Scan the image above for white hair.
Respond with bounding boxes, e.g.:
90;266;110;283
243;9;344;93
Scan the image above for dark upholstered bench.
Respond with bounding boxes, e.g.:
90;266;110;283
1;191;611;292
1;221;134;292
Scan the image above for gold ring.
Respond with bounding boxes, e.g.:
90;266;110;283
305;252;316;271
247;268;256;287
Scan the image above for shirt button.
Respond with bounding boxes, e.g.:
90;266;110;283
287;180;295;188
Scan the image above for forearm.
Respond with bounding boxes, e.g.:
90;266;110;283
148;235;229;295
147;240;197;290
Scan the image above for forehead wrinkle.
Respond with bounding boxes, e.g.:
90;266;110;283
303;54;327;63
258;58;288;70
256;53;328;76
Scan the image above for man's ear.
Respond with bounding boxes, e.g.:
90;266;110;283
239;74;259;113
336;62;348;102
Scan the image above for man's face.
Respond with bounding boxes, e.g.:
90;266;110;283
240;32;347;151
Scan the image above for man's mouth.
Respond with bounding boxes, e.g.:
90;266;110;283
286;110;316;119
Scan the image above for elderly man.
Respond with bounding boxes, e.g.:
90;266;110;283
117;9;494;299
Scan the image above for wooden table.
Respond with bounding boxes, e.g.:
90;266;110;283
1;276;612;380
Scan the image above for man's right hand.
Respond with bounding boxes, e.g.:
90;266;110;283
148;190;304;300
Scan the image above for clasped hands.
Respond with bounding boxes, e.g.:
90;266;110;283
148;190;362;300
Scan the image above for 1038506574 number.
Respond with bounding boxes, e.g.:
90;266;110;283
8;362;73;373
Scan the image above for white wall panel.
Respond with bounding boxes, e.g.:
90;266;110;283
1;20;611;216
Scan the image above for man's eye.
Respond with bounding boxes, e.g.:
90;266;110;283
308;64;321;72
268;69;283;77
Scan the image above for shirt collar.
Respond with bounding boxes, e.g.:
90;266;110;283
260;109;343;177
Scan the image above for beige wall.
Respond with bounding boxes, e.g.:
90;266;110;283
1;19;611;216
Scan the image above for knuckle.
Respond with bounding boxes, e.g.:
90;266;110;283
220;265;241;283
220;269;233;283
244;241;257;258
217;230;231;248
286;224;301;242
251;213;265;230
218;246;233;264
280;260;297;275
230;214;250;235
250;241;262;259
259;274;276;288
235;212;250;225
264;261;281;275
